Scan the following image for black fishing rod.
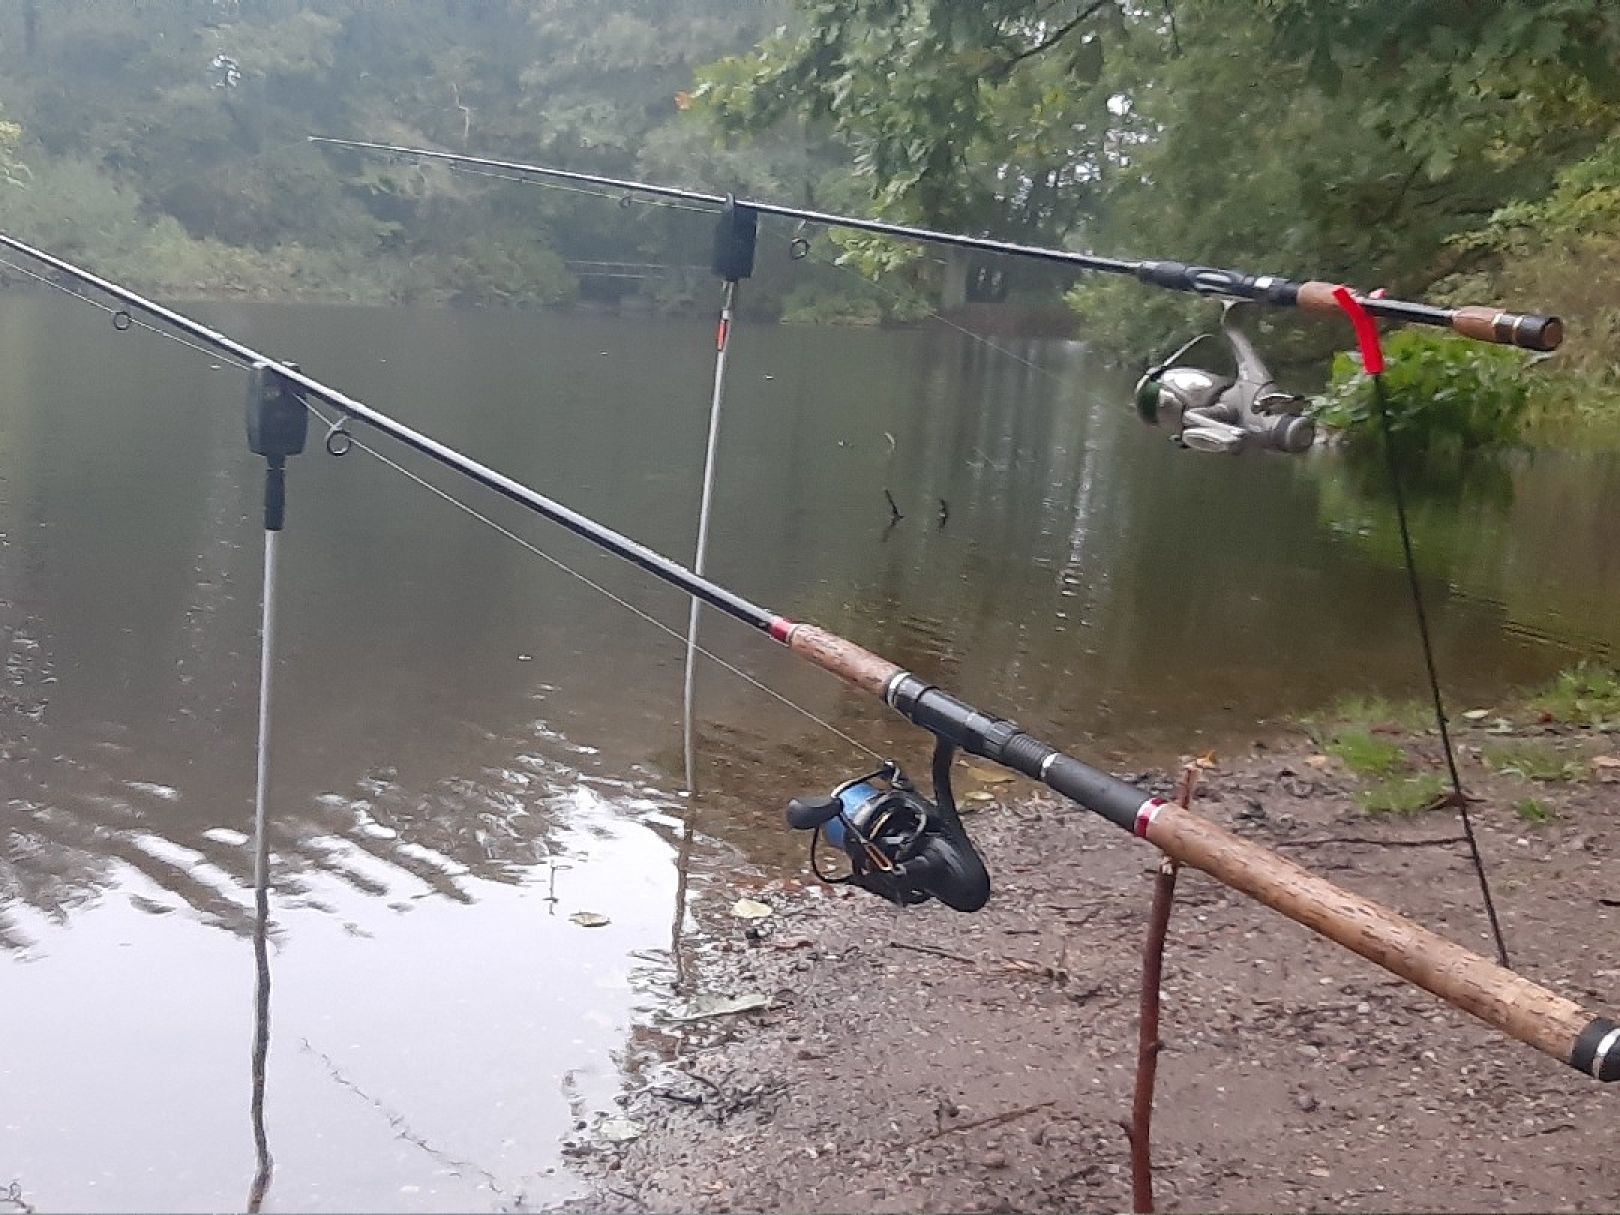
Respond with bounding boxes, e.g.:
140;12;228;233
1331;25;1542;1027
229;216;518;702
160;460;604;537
308;135;1564;353
2;228;1616;1087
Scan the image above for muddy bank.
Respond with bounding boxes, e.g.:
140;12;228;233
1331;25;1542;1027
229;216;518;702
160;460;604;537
581;719;1619;1212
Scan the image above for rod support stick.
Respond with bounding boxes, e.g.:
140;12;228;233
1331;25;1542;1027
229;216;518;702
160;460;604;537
248;524;278;1209
683;278;739;792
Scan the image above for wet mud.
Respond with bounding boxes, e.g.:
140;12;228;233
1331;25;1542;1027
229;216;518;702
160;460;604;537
577;723;1620;1212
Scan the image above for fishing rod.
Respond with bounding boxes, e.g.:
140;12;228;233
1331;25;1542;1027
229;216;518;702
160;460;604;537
309;135;1565;354
2;228;1615;1087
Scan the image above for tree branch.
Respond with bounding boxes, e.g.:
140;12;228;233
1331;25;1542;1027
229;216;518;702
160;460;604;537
999;0;1111;74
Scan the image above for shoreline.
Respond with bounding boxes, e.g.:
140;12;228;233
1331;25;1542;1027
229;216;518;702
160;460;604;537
572;708;1619;1212
0;278;1080;336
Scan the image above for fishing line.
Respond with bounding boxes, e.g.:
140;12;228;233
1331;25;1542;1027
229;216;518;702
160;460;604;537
804;244;1068;385
1334;286;1509;968
444;160;715;215
1373;373;1510;967
303;402;882;764
298;1038;515;1199
0;254;253;370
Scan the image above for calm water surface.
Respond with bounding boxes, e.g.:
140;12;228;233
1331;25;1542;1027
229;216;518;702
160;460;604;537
1;295;1615;1211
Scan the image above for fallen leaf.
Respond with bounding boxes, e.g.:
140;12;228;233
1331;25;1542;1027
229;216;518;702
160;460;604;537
1592;755;1620;768
668;992;770;1023
959;760;1015;785
730;897;773;920
1305;755;1332;770
964;790;997;803
597;1116;644;1143
1195;749;1218;769
1462;708;1492;721
569;911;610;928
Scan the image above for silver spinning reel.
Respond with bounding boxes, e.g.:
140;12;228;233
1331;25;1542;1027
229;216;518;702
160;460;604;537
1134;300;1315;454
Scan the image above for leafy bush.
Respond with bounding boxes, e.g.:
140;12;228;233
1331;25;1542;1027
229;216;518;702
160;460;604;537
436;238;579;307
1313;329;1532;456
1439;137;1620;444
0;112;20;184
780;283;885;326
2;157;152;261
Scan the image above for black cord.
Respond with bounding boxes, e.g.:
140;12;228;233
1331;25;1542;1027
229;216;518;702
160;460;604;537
1373;374;1510;968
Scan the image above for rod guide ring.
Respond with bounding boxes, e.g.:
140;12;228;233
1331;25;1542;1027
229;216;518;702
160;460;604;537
324;418;353;457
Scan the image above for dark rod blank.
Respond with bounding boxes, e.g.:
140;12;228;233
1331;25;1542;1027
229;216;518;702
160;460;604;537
308;135;1563;352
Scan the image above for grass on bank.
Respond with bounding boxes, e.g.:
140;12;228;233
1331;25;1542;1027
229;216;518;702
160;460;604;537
1526;662;1620;728
1305;663;1619;815
1325;728;1410;778
1482;740;1585;782
1515;796;1557;825
1359;773;1450;814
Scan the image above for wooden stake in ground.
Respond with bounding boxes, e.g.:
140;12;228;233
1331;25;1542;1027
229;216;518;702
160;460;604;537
1125;765;1196;1214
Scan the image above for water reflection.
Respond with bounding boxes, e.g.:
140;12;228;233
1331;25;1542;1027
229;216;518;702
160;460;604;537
3;294;1618;1209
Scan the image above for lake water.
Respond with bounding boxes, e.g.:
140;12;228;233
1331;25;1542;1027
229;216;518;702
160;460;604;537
1;293;1615;1210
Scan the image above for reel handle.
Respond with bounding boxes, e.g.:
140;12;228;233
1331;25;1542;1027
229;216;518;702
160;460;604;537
786;794;844;831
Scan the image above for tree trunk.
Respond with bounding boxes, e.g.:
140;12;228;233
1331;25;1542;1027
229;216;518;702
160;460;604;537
940;246;971;310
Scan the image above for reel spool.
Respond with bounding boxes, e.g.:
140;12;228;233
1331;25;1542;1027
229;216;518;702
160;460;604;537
1135;300;1315;454
786;746;991;912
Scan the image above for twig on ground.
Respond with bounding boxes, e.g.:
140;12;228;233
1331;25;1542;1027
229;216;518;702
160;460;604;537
1276;835;1468;849
889;940;978;965
922;1100;1056;1140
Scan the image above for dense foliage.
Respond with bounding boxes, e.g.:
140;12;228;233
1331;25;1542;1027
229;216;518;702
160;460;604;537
700;0;1620;429
0;0;842;308
1;0;1618;421
1312;331;1532;456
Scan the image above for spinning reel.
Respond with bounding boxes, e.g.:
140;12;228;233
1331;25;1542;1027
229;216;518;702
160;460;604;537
785;739;991;912
1135;299;1315;454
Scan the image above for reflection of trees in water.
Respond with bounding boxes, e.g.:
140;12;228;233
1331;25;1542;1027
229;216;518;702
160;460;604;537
1313;449;1620;656
0;727;587;953
1315;449;1516;575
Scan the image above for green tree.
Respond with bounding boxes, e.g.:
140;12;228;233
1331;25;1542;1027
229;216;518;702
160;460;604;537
0;105;19;184
697;0;1123;305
